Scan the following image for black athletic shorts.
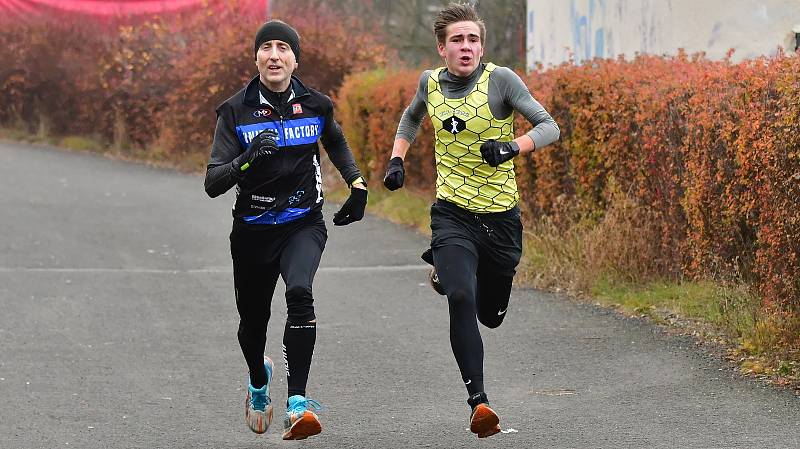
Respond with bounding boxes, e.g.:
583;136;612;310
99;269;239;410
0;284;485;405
429;199;523;276
230;209;326;265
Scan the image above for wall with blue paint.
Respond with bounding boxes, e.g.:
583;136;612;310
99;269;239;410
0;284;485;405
526;0;800;70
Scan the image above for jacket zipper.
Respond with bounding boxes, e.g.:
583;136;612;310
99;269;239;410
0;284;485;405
278;113;289;178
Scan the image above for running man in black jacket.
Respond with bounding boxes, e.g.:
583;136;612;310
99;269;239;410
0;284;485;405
204;20;367;440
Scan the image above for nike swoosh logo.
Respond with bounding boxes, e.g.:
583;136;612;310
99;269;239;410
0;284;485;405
465;379;472;385
499;149;509;155
497;308;507;316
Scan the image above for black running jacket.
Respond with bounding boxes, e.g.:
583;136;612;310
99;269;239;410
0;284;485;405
205;75;362;226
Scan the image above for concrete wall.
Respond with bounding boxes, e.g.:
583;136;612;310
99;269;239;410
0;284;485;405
526;0;800;69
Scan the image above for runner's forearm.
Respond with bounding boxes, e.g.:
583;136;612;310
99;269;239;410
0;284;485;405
205;113;242;197
391;138;411;160
204;163;238;198
321;113;363;185
513;135;536;155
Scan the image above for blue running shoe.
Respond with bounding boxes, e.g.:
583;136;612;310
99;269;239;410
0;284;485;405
245;357;274;434
282;395;322;440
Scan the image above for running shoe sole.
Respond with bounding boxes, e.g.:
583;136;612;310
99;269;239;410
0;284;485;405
470;403;501;438
429;268;446;296
282;411;322;440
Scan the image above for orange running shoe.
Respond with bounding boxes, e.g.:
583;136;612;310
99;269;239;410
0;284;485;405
468;393;501;438
282;395;322;440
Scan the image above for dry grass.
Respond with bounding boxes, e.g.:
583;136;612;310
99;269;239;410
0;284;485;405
518;187;800;384
520;186;667;292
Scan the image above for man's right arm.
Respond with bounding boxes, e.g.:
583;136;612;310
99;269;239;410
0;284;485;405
384;71;429;190
392;70;431;160
204;105;242;198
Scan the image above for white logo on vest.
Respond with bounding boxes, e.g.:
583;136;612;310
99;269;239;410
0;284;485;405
447;115;465;134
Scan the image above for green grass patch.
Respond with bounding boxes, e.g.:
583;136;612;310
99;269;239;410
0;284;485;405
590;278;757;334
590;278;720;319
59;135;104;153
0;127;37;142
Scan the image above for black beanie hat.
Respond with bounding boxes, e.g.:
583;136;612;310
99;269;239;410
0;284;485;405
254;20;300;62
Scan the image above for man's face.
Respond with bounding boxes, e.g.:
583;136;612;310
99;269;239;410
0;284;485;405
255;40;297;91
437;21;484;77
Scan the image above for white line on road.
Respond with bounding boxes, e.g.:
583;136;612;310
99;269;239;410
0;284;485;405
0;265;430;274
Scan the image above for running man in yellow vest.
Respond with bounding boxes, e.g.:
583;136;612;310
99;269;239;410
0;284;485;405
383;2;559;438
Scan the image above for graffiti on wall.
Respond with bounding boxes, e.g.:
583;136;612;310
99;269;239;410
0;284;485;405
528;0;666;65
527;0;800;69
570;0;607;61
528;0;612;65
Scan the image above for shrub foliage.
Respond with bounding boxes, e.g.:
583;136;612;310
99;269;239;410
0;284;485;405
3;7;798;353
335;54;800;339
0;0;388;155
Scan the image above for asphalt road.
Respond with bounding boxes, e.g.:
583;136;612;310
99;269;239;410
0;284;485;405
1;141;798;449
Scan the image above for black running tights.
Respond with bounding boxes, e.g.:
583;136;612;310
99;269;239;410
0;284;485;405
232;225;324;394
432;244;513;396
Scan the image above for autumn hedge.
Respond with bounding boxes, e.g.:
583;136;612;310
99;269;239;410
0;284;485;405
2;8;797;348
0;1;388;157
335;54;800;329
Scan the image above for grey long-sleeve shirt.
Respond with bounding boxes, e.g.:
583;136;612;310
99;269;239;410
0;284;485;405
396;63;560;149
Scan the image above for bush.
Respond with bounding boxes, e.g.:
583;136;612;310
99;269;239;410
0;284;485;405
0;0;389;159
335;69;435;192
0;22;108;137
335;53;800;326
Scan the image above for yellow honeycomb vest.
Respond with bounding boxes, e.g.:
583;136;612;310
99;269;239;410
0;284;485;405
426;63;518;213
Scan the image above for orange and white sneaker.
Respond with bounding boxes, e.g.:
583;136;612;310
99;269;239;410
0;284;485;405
282;395;322;440
244;357;274;434
468;393;501;438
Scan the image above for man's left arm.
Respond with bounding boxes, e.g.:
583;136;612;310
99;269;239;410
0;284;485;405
319;100;366;189
496;67;560;155
319;98;367;226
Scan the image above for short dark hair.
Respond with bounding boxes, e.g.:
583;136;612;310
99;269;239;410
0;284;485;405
433;2;486;45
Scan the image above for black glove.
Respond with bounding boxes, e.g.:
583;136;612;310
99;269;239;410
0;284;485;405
479;140;519;167
383;157;405;190
333;187;368;226
231;129;279;176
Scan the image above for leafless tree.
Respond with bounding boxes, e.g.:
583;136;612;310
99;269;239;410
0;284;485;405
272;0;526;69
